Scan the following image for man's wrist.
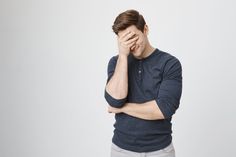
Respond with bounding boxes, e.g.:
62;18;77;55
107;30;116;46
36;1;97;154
118;53;128;59
121;103;133;113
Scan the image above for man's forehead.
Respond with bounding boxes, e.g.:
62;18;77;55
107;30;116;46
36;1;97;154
118;25;139;36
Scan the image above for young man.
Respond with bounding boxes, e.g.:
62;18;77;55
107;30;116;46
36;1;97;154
104;9;182;157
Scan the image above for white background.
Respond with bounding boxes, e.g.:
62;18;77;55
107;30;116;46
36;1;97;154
1;0;236;157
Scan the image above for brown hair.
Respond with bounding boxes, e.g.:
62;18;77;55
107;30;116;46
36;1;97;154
112;9;146;35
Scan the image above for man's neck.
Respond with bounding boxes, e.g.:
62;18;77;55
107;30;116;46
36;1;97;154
141;44;155;59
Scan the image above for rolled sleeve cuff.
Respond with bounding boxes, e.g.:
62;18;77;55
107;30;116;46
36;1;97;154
104;89;127;108
155;98;178;119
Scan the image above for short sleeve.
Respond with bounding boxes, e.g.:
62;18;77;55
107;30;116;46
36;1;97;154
155;57;183;119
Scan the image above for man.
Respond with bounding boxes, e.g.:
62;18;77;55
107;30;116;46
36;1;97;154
104;9;182;157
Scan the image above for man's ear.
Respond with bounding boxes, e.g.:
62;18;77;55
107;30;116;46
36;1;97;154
143;24;149;36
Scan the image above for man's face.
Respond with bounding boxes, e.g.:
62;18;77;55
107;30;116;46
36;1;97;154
118;25;148;58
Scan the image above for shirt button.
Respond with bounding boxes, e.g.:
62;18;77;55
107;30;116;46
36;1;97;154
138;70;141;73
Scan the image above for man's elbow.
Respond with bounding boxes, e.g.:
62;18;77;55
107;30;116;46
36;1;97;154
104;88;127;108
106;101;125;108
155;98;180;119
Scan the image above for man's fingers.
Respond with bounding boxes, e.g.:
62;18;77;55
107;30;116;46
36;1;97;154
123;32;136;42
125;36;138;45
124;36;138;49
130;45;136;51
108;106;115;113
108;106;122;114
127;40;137;49
119;30;131;39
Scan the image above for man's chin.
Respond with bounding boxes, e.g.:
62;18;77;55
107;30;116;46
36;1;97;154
131;50;137;56
131;51;142;58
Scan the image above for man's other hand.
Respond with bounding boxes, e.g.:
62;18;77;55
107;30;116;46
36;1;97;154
108;105;123;114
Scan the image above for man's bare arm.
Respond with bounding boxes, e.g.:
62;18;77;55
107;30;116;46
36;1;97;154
108;100;165;120
105;31;138;99
105;55;128;99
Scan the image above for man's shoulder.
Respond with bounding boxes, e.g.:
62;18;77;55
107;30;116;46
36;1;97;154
106;54;119;68
154;49;182;72
157;49;180;63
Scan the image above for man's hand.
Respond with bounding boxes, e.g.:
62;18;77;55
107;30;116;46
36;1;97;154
107;105;123;114
117;30;139;56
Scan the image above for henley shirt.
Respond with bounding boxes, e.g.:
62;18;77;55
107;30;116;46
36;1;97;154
104;48;182;152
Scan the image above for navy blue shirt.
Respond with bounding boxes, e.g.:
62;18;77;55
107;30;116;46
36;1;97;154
104;48;182;152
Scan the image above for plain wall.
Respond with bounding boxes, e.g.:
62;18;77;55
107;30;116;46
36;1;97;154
0;0;236;157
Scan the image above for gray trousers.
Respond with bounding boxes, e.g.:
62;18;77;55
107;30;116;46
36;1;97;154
110;142;175;157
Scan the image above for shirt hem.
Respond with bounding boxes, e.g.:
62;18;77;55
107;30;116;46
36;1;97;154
112;136;172;153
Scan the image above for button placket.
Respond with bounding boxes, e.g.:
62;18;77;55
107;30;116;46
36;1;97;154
137;60;143;82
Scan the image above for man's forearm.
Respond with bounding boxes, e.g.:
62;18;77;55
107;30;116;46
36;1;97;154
121;100;165;120
106;55;128;99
